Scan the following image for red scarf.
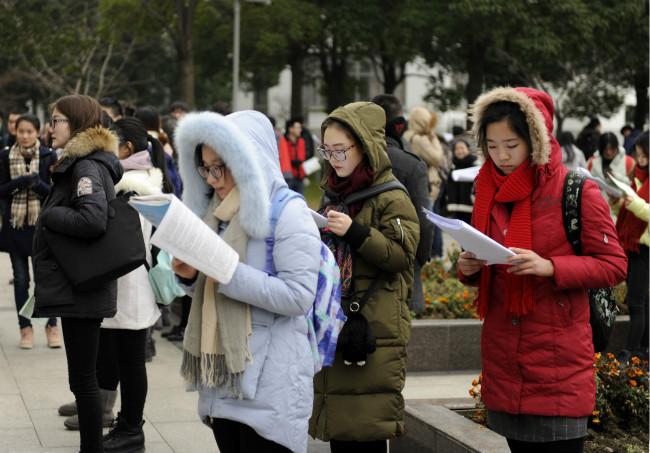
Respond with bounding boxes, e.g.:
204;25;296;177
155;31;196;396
471;159;536;318
616;165;649;253
325;159;374;217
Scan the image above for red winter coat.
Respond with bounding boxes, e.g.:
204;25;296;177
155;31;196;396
460;87;627;418
278;135;306;180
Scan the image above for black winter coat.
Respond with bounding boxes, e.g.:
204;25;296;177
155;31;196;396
385;135;433;265
33;127;123;319
0;144;57;255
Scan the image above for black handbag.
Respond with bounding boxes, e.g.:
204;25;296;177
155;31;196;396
44;194;146;291
562;170;619;352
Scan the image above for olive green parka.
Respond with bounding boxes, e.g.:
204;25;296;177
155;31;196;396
309;102;419;442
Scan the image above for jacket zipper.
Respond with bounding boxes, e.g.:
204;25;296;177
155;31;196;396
396;218;404;245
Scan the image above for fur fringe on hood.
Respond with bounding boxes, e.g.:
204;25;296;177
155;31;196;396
469;87;553;166
61;126;119;159
174;111;270;239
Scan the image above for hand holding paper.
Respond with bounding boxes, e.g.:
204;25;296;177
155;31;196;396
129;194;239;284
422;208;515;265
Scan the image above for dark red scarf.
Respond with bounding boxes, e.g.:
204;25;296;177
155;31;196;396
325;159;374;217
472;159;536;318
616;165;649;253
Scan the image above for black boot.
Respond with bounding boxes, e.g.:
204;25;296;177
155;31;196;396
145;329;156;363
166;327;185;342
102;412;145;453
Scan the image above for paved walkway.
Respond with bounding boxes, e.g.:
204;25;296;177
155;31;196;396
0;253;477;452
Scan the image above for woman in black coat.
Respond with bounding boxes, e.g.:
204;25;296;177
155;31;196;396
32;95;123;453
0;114;58;349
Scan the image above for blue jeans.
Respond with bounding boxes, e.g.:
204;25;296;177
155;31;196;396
9;253;56;329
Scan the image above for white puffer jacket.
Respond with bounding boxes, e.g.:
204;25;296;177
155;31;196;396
101;168;162;330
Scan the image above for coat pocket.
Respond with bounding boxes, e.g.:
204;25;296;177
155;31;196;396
34;253;74;307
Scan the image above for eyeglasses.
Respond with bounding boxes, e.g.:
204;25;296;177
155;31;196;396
317;144;355;162
197;164;227;180
49;118;69;128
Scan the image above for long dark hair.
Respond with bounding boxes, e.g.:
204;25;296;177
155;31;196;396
598;132;619;155
476;101;533;158
112;117;174;194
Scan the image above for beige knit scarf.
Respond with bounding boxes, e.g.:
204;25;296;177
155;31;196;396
180;187;253;397
9;141;41;229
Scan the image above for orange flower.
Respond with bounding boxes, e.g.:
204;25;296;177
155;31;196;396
469;389;475;397
629;379;638;387
631;356;641;365
606;352;616;360
592;410;600;416
472;379;479;386
592;417;601;424
594;352;602;361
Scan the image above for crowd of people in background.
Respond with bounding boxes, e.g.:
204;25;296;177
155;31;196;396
0;86;646;453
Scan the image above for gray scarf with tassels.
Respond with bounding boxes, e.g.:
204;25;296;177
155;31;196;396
180;188;253;397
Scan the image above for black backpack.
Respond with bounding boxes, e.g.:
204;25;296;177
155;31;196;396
562;170;619;352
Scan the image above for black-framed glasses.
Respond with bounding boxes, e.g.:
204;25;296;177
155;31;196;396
317;144;355;162
49;117;69;128
197;164;227;180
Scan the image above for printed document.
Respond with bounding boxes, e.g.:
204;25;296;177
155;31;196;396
607;172;637;197
129;194;239;284
302;157;322;176
576;168;624;198
423;208;515;265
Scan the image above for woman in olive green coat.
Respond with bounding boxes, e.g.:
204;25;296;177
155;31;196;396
309;101;419;452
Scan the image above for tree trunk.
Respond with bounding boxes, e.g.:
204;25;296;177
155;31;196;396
382;60;406;94
633;69;649;130
177;0;197;109
464;42;486;129
289;49;304;119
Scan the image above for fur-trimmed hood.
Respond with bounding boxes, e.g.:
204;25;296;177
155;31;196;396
175;111;274;239
470;87;558;167
115;168;163;197
62;126;119;160
406;106;436;136
58;126;122;183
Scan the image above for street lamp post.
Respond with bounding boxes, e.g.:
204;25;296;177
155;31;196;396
232;0;271;112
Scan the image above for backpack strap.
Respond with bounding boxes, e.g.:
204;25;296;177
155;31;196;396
343;180;408;206
264;186;304;274
562;170;587;256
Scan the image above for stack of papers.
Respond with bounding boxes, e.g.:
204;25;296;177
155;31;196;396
129;194;239;284
422;208;515;265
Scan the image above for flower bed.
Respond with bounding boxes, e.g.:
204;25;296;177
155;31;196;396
464;354;649;452
415;247;478;320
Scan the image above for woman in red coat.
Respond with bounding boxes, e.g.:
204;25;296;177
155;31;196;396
457;87;627;453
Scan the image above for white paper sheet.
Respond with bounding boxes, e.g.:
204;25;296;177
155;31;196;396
423;208;515;265
576;168;624;198
129;194;239;284
302;157;322;176
607;172;637;197
451;165;481;182
310;209;328;228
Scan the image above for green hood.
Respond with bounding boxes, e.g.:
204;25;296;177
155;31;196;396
320;101;393;188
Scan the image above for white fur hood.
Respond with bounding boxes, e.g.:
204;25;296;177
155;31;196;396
175;111;280;239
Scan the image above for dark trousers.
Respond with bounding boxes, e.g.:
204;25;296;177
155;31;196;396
330;439;387;453
180;295;191;328
9;253;56;329
625;246;649;354
61;317;103;453
96;328;148;426
507;437;584;453
211;418;291;453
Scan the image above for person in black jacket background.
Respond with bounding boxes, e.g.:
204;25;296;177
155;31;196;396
0;114;59;349
372;94;433;313
32;95;123;453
